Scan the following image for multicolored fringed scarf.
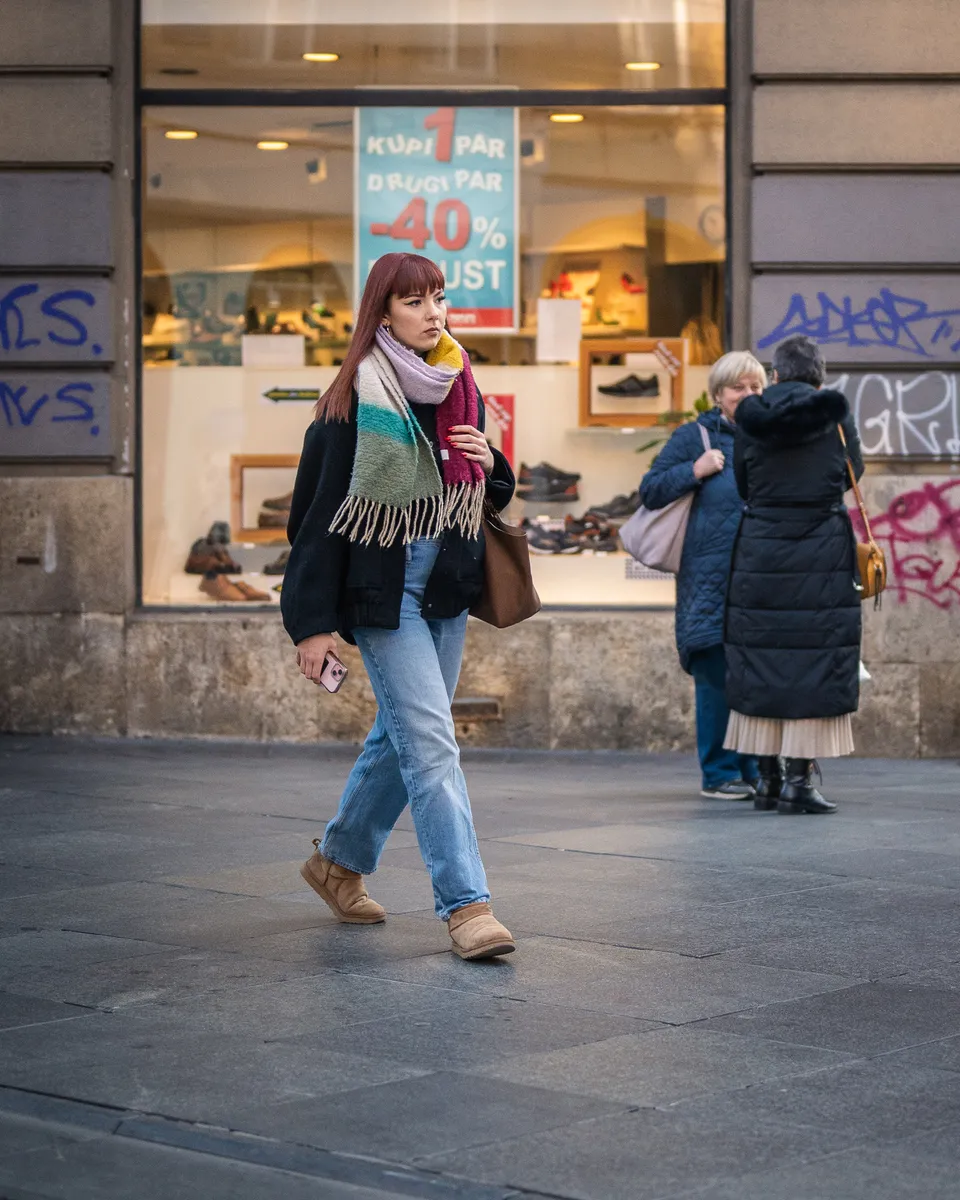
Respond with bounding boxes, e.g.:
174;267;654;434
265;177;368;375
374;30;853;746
329;328;487;546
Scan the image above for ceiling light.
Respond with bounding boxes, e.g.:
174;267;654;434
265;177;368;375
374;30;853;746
549;113;584;124
164;129;198;140
302;52;340;62
257;140;289;150
625;61;661;71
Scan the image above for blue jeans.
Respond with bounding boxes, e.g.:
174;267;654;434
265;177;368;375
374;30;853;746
689;644;757;789
320;538;489;921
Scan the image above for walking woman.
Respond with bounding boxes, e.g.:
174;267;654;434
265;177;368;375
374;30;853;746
724;334;864;815
281;252;517;959
639;351;767;800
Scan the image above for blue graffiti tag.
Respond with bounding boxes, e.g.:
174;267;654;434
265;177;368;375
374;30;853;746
757;288;960;358
0;381;100;435
0;283;100;355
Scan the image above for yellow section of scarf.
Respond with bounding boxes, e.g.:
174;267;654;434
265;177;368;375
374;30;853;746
425;331;464;374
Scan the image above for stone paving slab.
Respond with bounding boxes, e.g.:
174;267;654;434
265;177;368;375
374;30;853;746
351;934;856;1024
466;1026;856;1106
686;1126;960;1200
424;1106;838;1200
1;735;959;1199
0;947;326;1011
704;979;960;1054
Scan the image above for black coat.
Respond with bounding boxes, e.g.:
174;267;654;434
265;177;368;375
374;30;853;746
724;381;865;721
280;393;515;646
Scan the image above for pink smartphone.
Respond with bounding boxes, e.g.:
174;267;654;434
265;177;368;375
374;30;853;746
319;652;348;693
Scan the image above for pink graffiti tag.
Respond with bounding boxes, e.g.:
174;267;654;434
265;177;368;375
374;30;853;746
849;480;960;608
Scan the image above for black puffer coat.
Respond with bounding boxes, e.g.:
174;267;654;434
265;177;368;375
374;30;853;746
724;381;864;720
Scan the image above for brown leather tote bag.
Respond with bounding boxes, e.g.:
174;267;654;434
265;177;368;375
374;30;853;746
469;505;542;628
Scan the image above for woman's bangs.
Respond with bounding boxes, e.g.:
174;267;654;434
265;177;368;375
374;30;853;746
391;255;445;298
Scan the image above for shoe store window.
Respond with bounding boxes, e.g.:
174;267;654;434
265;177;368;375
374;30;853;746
140;6;726;610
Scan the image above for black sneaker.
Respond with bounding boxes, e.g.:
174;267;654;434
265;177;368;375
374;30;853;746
263;549;290;575
519;461;581;486
700;780;756;801
598;374;660;398
526;526;582;554
517;479;580;503
584;490;641;521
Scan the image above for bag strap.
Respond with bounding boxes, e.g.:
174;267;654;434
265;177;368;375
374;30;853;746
699;423;711;454
837;424;876;544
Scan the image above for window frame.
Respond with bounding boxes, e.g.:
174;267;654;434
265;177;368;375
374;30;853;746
135;14;731;612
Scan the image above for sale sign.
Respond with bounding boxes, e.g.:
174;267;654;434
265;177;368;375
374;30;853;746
356;107;518;332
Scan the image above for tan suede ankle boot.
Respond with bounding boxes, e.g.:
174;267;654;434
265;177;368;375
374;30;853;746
447;902;515;960
300;840;385;924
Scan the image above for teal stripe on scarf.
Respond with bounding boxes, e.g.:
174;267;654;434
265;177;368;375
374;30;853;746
356;403;417;444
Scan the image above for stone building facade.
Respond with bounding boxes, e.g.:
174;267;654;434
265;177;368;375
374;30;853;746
1;0;958;756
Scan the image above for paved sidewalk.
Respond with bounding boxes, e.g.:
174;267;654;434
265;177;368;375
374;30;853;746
1;736;959;1200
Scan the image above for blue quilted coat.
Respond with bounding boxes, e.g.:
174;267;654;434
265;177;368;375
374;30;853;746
638;408;742;674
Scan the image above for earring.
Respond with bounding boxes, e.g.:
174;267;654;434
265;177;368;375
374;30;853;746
381;320;390;330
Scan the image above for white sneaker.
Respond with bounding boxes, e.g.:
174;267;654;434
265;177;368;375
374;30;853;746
700;780;756;801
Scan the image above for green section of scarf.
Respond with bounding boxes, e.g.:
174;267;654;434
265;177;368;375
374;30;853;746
329;334;484;546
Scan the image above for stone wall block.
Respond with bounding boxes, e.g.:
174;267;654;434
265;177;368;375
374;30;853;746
919;663;960;758
754;84;960;167
125;614;366;743
456;616;552;749
548;613;694;752
0;79;112;163
755;0;960;76
0;478;133;615
0;613;124;735
852;664;920;759
0;0;111;66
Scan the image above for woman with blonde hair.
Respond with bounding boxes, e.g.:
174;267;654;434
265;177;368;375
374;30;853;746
639;350;767;800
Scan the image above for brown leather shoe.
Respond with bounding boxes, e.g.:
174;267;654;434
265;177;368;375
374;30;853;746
231;580;271;602
262;490;294;512
447;902;516;960
300;841;385;924
199;575;248;602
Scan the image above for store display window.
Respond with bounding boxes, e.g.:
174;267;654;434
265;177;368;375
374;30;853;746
140;7;727;610
142;1;725;93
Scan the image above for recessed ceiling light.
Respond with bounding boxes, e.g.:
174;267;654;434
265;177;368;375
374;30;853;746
302;52;340;62
625;61;661;71
164;129;198;140
549;113;584;123
257;140;290;150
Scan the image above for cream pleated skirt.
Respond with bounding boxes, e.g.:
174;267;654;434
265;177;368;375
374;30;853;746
724;711;855;759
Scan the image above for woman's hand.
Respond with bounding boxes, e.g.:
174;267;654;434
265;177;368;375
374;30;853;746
693;448;726;480
448;425;495;476
296;633;338;685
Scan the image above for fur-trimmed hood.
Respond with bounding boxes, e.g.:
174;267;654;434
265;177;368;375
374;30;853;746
736;381;849;443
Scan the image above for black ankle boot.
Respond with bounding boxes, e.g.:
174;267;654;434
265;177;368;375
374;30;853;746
753;756;783;811
778;759;837;815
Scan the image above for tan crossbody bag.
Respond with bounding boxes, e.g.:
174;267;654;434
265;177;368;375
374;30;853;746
838;424;887;607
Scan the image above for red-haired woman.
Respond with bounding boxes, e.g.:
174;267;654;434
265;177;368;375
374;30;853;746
281;253;517;960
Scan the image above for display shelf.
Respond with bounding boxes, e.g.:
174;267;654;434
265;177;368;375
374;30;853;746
165;571;281;607
529;551;674;608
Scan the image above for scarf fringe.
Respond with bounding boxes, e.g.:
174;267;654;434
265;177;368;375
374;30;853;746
329;483;486;548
